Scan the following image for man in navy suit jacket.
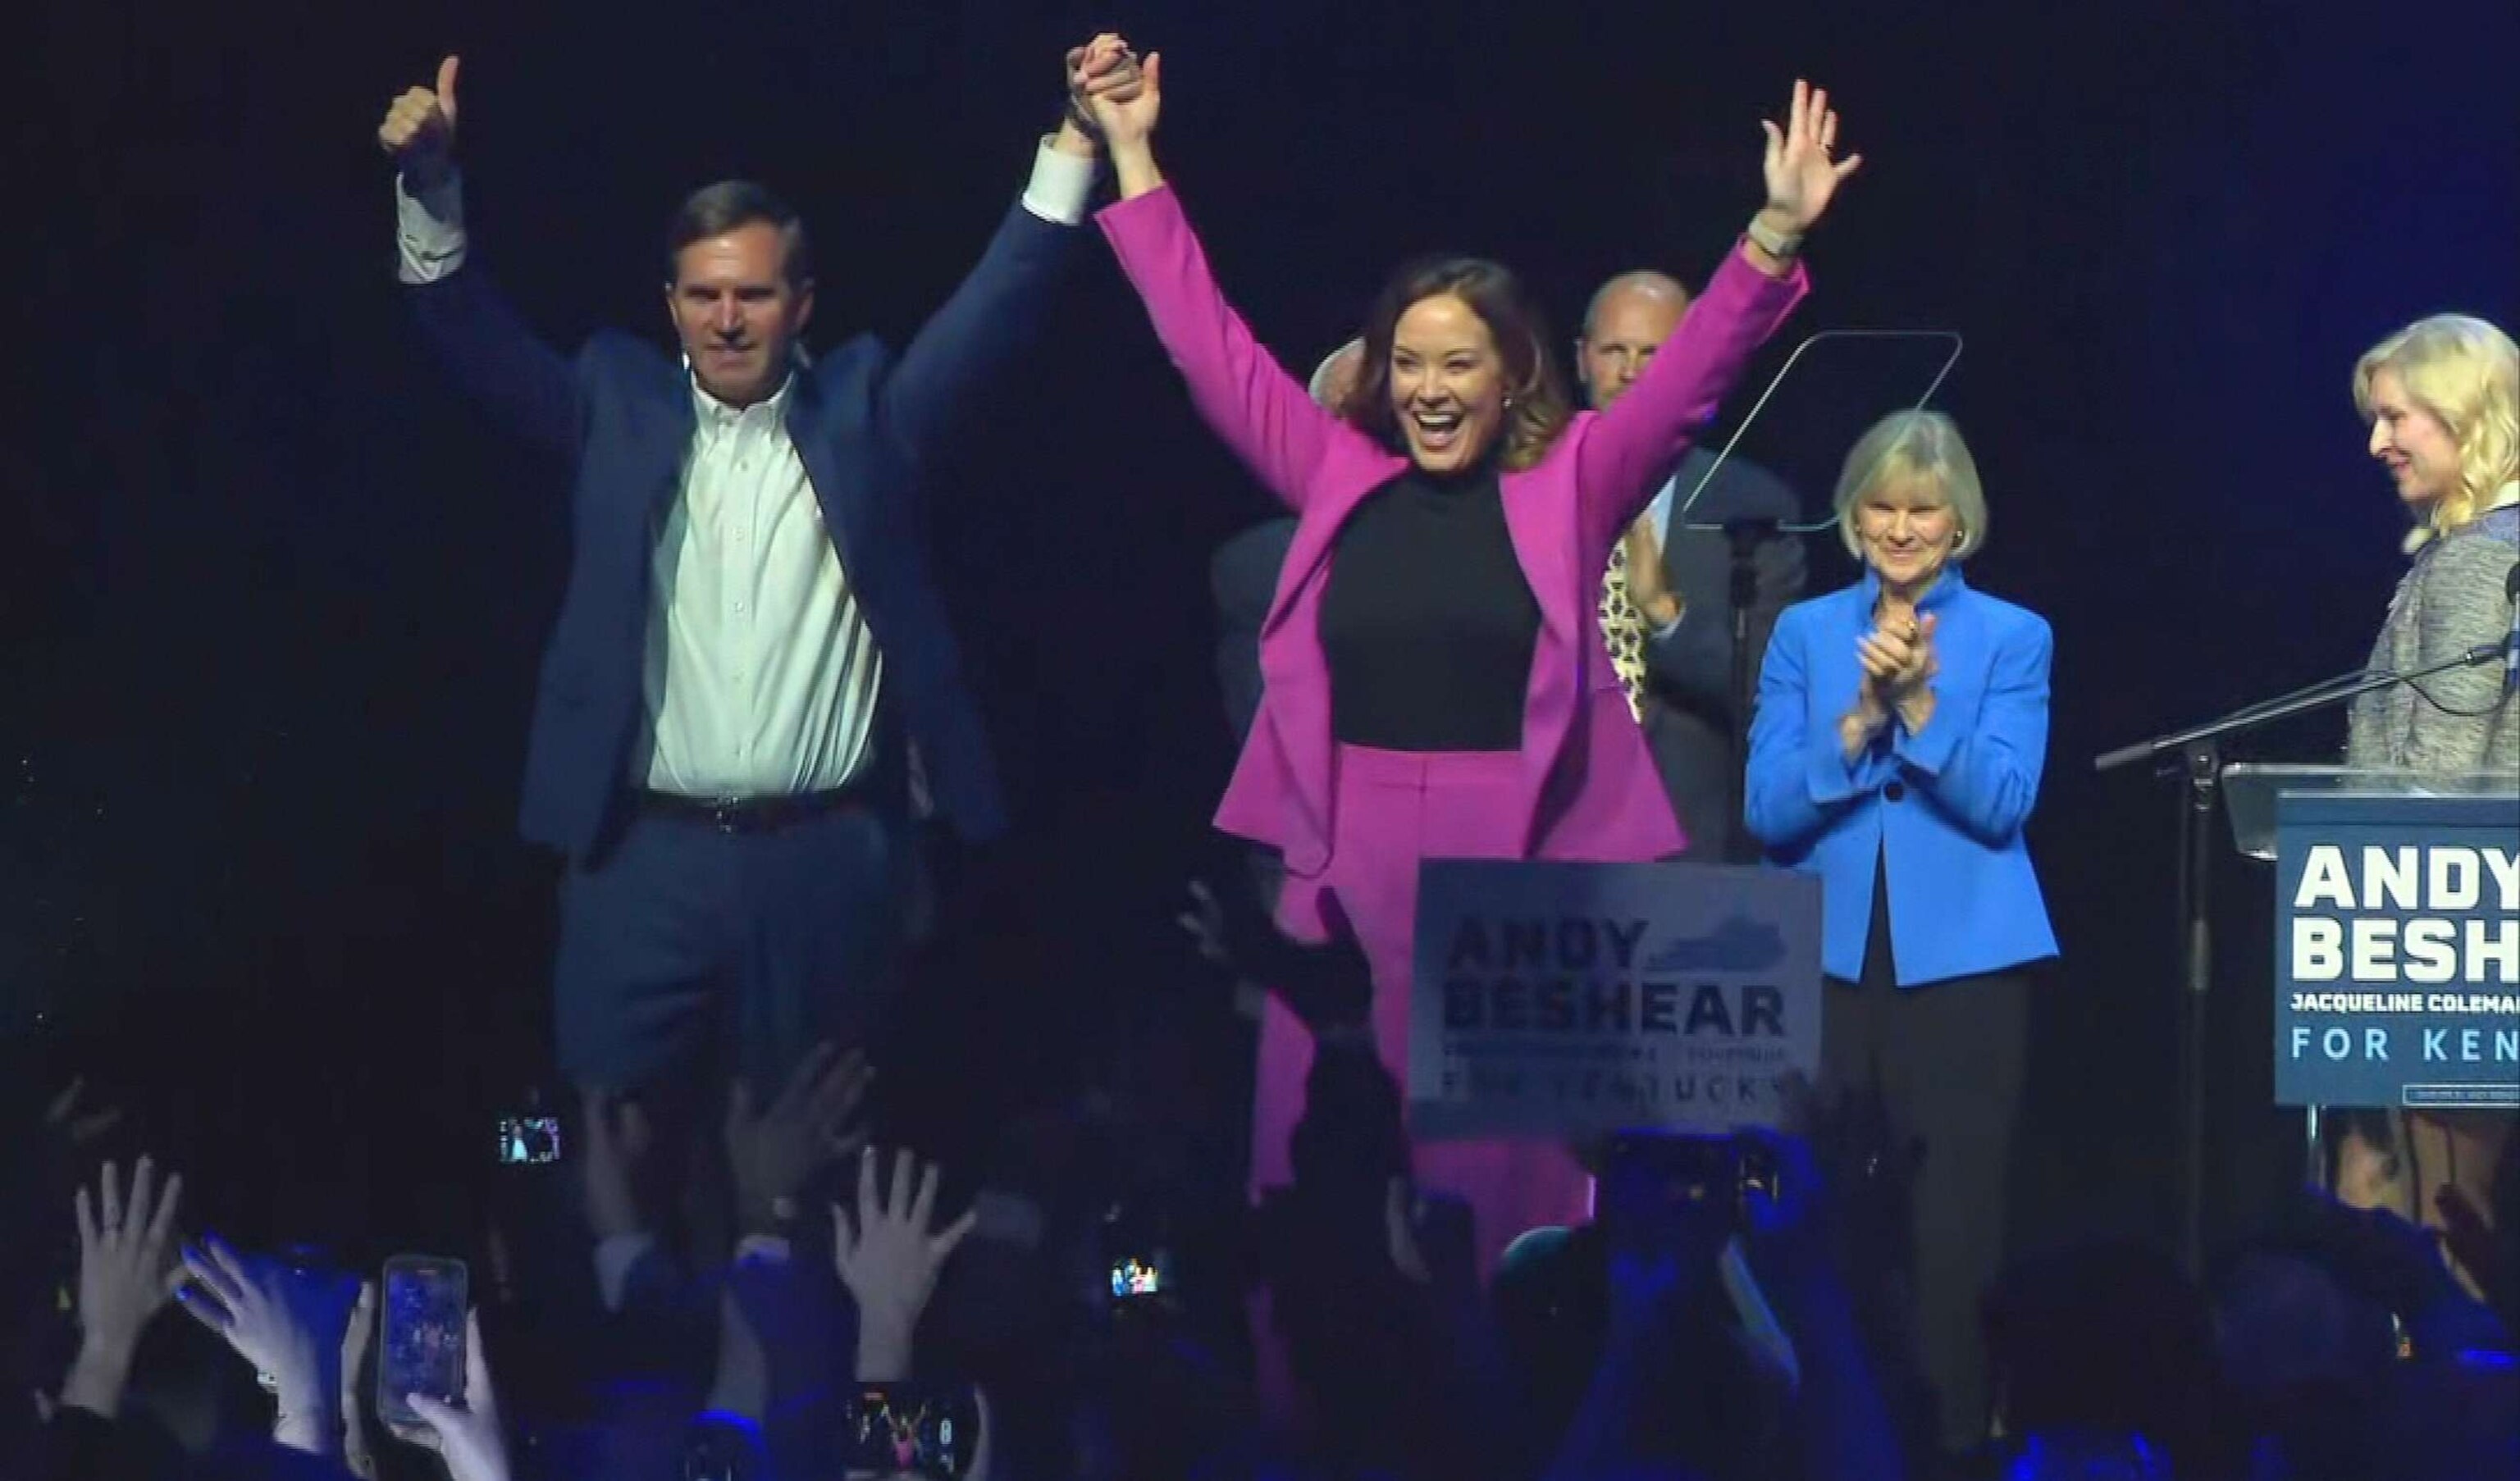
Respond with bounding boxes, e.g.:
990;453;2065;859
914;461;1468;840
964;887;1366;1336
373;43;1139;1101
1577;270;1807;864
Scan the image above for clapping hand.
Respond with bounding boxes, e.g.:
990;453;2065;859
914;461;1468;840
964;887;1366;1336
1758;79;1862;236
1856;611;1938;715
1842;611;1934;754
177;1235;363;1452
377;55;460;183
1624;519;1682;628
725;1041;874;1237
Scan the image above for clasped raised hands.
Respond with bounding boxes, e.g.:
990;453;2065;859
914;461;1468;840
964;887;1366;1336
1075;35;1161;148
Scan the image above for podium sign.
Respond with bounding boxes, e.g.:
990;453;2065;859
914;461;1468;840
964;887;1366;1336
1408;860;1821;1140
2274;791;2520;1110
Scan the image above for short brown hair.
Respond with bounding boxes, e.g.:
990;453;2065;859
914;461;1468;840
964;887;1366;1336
664;180;812;288
1339;256;1571;472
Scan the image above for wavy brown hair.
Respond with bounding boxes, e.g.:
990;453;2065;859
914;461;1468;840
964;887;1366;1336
1336;256;1573;472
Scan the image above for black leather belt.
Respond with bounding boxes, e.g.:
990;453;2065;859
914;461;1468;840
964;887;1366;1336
631;785;869;835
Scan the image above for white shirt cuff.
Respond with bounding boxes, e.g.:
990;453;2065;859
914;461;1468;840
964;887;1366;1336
1649;612;1687;642
594;1232;660;1313
1019;136;1097;226
395;170;469;285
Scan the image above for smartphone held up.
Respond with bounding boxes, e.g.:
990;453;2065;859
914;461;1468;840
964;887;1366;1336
377;1253;468;1427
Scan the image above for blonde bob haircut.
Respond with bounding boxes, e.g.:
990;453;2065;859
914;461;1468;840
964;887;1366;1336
1830;409;1989;562
2352;314;2520;535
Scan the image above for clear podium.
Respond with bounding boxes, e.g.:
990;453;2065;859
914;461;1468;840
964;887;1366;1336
2221;764;2520;1187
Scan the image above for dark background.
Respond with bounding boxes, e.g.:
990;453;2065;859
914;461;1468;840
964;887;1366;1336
4;0;2514;1259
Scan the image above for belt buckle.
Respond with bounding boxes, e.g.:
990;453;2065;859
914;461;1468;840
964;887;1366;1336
709;799;744;835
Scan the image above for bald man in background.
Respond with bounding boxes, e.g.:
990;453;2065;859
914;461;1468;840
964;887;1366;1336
1581;271;1806;864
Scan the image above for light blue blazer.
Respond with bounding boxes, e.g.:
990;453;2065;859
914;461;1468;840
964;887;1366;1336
1746;566;2060;986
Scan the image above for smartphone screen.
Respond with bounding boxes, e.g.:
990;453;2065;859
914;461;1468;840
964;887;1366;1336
1098;1200;1176;1306
843;1384;970;1476
495;1115;563;1166
1107;1251;1172;1301
377;1255;468;1427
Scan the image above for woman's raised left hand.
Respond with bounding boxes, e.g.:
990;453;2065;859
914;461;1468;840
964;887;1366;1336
1760;79;1863;235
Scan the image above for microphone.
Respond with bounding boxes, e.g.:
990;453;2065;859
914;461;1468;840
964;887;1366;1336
2504;563;2519;695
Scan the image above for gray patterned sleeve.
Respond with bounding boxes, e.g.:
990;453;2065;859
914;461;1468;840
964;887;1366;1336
2402;535;2518;772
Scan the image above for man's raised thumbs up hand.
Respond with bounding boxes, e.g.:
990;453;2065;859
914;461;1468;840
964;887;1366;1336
376;55;460;185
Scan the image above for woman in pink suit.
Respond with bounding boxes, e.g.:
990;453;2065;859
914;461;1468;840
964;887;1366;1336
1086;60;1860;1270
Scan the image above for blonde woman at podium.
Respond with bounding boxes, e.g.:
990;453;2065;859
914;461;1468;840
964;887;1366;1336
1743;408;2058;1451
2334;312;2518;1293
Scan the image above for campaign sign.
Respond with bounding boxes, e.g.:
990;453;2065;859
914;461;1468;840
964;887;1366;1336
2274;791;2520;1110
1408;860;1821;1140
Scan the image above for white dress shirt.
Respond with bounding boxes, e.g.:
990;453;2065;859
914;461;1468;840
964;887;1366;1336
395;143;1097;798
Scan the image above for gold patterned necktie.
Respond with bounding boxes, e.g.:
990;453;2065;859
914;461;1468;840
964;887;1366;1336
1600;538;1648;720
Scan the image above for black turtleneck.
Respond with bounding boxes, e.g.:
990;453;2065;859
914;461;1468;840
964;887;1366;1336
1317;463;1541;752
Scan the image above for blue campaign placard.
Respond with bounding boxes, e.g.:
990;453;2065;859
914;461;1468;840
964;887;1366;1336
2274;792;2520;1110
1409;859;1822;1140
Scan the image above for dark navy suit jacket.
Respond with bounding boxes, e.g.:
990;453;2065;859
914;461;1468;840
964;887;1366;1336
1638;446;1806;862
408;198;1079;860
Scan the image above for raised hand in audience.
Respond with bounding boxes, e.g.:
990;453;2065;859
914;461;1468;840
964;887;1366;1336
341;1280;380;1480
1176;876;1376;1040
834;1148;976;1382
727;1041;873;1240
177;1234;363;1458
2434;1183;2509;1319
42;1077;125;1152
59;1157;185;1419
1737;1116;1908;1481
578;1087;655;1243
1741;1122;1830;1264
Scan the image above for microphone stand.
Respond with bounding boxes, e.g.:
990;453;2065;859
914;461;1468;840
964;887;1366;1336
1723;519;1778;864
2093;637;2508;1278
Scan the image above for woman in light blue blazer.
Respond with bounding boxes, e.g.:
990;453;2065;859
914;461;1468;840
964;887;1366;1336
1745;408;2057;1453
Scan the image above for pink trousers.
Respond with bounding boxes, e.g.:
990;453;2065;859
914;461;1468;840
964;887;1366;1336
1258;744;1595;1279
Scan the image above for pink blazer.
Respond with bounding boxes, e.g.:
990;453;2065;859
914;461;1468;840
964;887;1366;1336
1098;186;1809;878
